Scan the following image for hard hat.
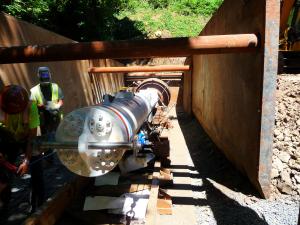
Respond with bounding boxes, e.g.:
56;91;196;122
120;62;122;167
0;85;29;114
38;66;51;83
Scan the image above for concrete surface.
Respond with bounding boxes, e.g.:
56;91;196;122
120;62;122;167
161;106;299;225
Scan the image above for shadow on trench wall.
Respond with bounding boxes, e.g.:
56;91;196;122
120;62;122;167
173;106;269;224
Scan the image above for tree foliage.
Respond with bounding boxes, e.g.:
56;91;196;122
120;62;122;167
0;0;222;41
1;0;145;41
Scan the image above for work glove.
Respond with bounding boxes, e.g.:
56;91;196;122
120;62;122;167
17;159;29;176
46;102;60;111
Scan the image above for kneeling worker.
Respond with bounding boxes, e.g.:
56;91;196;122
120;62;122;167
0;85;44;212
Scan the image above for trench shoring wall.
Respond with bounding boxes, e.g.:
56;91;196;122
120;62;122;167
184;0;279;197
0;12;124;113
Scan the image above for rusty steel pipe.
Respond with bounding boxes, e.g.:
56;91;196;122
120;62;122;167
88;65;190;73
0;34;259;64
126;76;181;80
126;73;182;77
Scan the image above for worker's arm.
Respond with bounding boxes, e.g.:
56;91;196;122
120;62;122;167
17;127;37;175
56;86;64;109
17;102;40;176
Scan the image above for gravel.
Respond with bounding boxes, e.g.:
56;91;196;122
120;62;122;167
272;74;300;197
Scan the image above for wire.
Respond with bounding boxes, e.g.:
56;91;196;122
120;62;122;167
29;150;57;166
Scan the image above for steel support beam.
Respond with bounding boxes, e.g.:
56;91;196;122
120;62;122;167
88;65;190;73
0;34;258;64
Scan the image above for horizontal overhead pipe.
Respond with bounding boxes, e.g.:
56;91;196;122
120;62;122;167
126;73;182;77
125;73;182;80
126;77;182;80
0;34;259;64
88;65;190;73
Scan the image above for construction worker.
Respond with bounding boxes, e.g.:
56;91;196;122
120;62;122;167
30;67;64;139
0;85;44;212
30;67;64;165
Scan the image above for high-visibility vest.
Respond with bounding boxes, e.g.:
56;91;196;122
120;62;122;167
3;102;40;142
31;83;59;105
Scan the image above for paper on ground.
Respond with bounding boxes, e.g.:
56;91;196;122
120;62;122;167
118;153;155;174
83;196;125;211
108;189;150;219
94;172;120;186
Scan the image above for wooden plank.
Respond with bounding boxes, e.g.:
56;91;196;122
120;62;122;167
157;189;172;215
145;161;161;225
88;184;151;197
183;57;192;114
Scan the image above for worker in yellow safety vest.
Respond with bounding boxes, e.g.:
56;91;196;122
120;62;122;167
30;67;64;139
0;85;44;213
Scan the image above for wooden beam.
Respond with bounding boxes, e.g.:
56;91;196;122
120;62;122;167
145;161;161;225
0;34;258;64
88;65;190;73
87;184;151;197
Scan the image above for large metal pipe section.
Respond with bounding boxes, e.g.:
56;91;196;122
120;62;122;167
55;78;170;177
0;34;258;64
88;65;190;73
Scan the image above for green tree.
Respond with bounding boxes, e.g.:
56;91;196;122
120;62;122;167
1;0;223;40
1;0;143;41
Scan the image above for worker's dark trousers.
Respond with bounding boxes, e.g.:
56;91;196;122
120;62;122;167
39;110;61;163
30;155;45;211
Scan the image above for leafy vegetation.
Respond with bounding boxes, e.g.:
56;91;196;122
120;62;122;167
0;0;223;41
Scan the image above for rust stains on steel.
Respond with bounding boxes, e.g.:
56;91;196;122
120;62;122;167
258;0;280;199
0;34;259;64
187;0;279;198
88;65;190;73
